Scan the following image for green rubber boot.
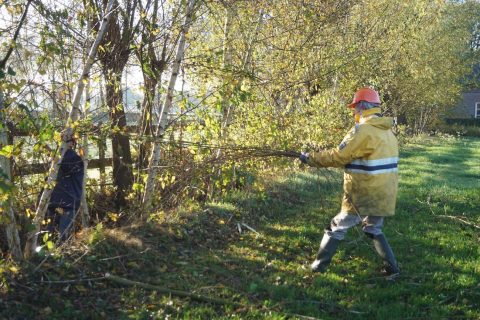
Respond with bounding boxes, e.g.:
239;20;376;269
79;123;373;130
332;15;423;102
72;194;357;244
372;233;400;278
310;234;340;273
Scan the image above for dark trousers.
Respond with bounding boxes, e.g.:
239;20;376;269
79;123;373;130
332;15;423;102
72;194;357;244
46;207;76;241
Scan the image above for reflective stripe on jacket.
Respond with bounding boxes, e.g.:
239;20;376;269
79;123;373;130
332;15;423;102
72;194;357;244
308;117;398;217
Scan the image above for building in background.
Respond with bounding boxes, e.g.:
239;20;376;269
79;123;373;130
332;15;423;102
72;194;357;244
456;89;480;118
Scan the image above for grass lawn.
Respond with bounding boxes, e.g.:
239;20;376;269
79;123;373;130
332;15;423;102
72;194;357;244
2;136;479;319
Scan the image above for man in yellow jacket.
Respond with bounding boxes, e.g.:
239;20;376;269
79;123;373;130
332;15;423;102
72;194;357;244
300;87;400;277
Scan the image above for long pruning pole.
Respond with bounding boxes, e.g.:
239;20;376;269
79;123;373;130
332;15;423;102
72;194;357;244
142;0;196;209
24;0;115;258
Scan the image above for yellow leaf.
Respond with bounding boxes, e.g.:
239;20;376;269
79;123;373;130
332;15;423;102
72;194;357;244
9;266;19;273
75;285;87;292
108;212;118;222
54;131;62;142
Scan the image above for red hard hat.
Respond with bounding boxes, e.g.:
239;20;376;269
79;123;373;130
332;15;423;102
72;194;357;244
348;87;381;108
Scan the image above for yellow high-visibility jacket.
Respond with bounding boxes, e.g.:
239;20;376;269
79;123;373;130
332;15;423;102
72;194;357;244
308;116;398;217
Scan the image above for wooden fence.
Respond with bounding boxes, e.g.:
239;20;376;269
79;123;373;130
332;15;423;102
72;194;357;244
8;115;196;177
10;125;131;177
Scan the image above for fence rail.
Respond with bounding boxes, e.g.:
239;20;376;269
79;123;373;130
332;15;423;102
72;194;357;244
10;124;131;177
8;121;192;177
13;158;114;176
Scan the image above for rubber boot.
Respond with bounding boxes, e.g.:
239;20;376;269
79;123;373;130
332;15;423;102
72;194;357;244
310;234;340;273
371;233;400;277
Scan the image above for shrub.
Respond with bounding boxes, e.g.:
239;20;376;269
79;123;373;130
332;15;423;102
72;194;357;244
435;122;480;137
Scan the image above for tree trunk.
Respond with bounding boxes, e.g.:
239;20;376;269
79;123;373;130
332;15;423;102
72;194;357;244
94;0;139;208
24;0;114;257
206;4;234;197
138;76;158;169
0;0;32;261
137;0;168;170
106;71;134;207
97;126;107;193
0;91;22;261
79;70;91;227
142;0;196;209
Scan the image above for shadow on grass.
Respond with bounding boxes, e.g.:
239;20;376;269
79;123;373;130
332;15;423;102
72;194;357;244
3;138;479;319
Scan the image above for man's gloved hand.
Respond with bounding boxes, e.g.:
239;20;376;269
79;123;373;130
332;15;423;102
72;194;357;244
299;152;309;164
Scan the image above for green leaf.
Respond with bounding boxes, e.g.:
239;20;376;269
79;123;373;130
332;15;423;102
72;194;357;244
132;183;143;192
248;282;258;293
7;66;15;76
46;241;54;250
0;145;14;157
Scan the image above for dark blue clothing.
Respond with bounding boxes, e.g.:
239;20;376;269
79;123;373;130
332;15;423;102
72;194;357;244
46;207;76;242
49;149;84;211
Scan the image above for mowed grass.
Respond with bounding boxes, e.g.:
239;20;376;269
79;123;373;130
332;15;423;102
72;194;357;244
2;136;479;319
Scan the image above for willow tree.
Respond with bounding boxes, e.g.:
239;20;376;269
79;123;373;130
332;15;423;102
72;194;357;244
240;0;477;138
142;0;196;208
89;0;140;207
135;0;180;169
343;0;478;131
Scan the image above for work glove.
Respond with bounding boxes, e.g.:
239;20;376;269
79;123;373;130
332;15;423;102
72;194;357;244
299;152;309;164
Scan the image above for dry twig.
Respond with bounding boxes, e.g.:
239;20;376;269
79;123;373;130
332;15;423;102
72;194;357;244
104;273;245;308
435;215;480;230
